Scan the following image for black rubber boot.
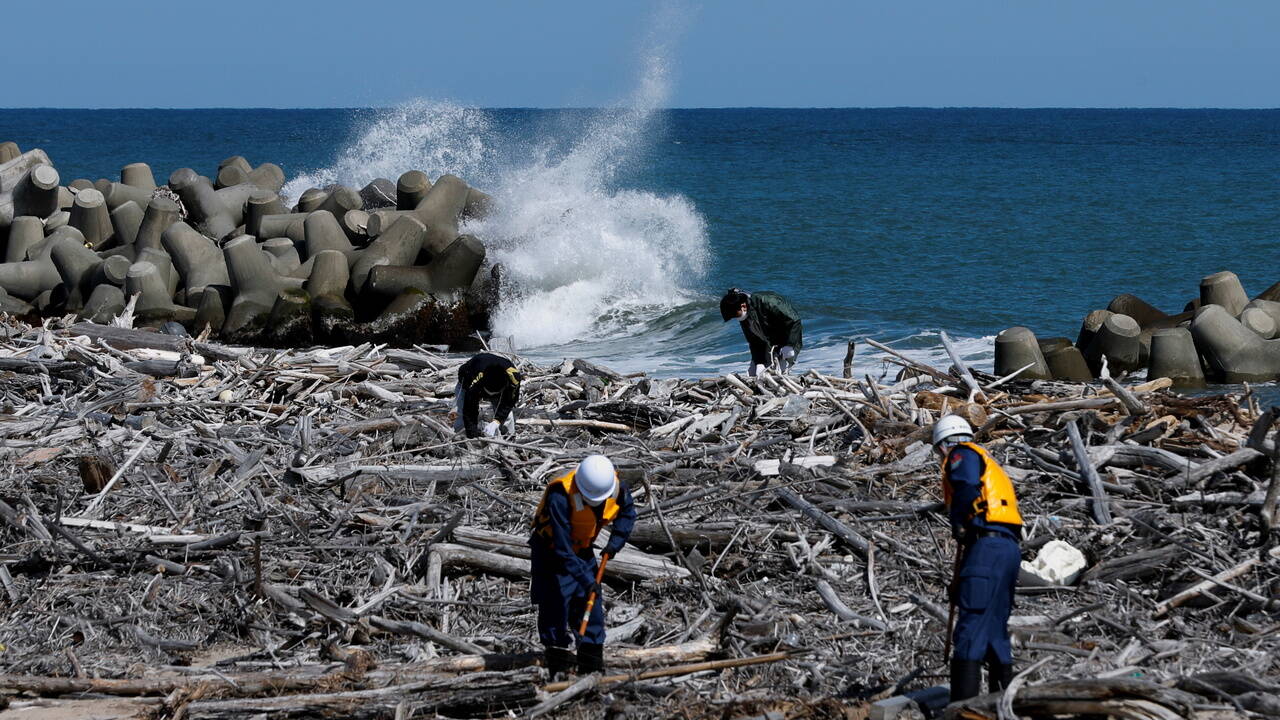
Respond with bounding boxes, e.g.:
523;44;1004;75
987;660;1014;693
950;659;983;703
544;646;575;680
577;642;605;674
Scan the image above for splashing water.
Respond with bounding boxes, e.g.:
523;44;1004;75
285;6;709;355
281;101;495;201
474;14;708;350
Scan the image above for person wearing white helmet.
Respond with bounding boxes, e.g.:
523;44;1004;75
933;415;1023;703
528;454;636;678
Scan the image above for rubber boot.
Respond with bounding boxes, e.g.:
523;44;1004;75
544;646;575;681
987;659;1014;693
950;659;982;703
577;642;605;674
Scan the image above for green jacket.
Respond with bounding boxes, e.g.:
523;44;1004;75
741;291;803;366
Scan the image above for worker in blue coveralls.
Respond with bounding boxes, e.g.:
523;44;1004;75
933;415;1022;702
529;455;637;678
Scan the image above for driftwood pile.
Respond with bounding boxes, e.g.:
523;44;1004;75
0;319;1277;719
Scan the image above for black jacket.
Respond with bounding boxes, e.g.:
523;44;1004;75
740;291;804;367
458;353;521;438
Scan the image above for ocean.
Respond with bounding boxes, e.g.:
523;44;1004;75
2;105;1279;383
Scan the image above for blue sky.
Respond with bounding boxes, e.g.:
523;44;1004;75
2;1;1276;108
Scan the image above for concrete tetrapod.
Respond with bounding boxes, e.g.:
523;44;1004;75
120;162;156;191
29;226;87;261
80;284;126;324
0;142;18;164
297;188;328;213
12;164;61;219
222;235;284;338
1190;304;1280;382
263;238;301;274
1083;313;1142;376
245;190;287;237
1044;344;1093;382
216;164;249;189
349;215;425;292
360;178;397;209
93;255;132;288
0;287;34;316
993;326;1053;381
247;163;285;194
6;216;44;262
397;171;431;210
362;288;472;346
1146;327;1206;387
462;187;494;220
303;210;356;260
135;196;181;251
259;214;308;244
265;288;313;345
365;235;486;297
214;183;263;226
70;188;113;249
0;251;63;300
341;209;369;243
45;210;69;230
103;182;153;212
50;237;104;309
126;261;195;326
1075;309;1113;351
162;221;231;307
319;186;362;220
0;148;52;192
1243;299;1280;330
169;170;236;240
137;247;179;297
1240;307;1278;339
110;200;145;248
194;287;229;336
305;250;355;341
218;156;253;177
412;174;469;256
1107;293;1168;329
1200;271;1248;317
366;210;415;238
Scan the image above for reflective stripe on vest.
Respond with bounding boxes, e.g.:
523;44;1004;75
941;441;1023;526
531;471;621;552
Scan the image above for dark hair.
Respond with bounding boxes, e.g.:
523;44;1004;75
719;288;748;321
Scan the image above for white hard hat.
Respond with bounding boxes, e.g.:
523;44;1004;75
575;455;617;506
932;415;974;447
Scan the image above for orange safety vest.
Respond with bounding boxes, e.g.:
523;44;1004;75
531;471;621;552
941;442;1023;526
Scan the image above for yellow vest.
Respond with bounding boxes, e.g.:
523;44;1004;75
532;471;621;552
941;442;1023;526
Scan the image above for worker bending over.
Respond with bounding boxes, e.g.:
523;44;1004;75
934;415;1022;702
719;287;803;376
528;455;636;678
454;352;522;439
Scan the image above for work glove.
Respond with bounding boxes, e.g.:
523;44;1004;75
775;346;796;374
483;420;500;437
749;363;768;378
600;548;615;562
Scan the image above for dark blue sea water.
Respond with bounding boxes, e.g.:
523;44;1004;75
3;106;1278;380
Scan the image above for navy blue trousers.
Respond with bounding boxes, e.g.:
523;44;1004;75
952;534;1020;663
530;549;606;648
